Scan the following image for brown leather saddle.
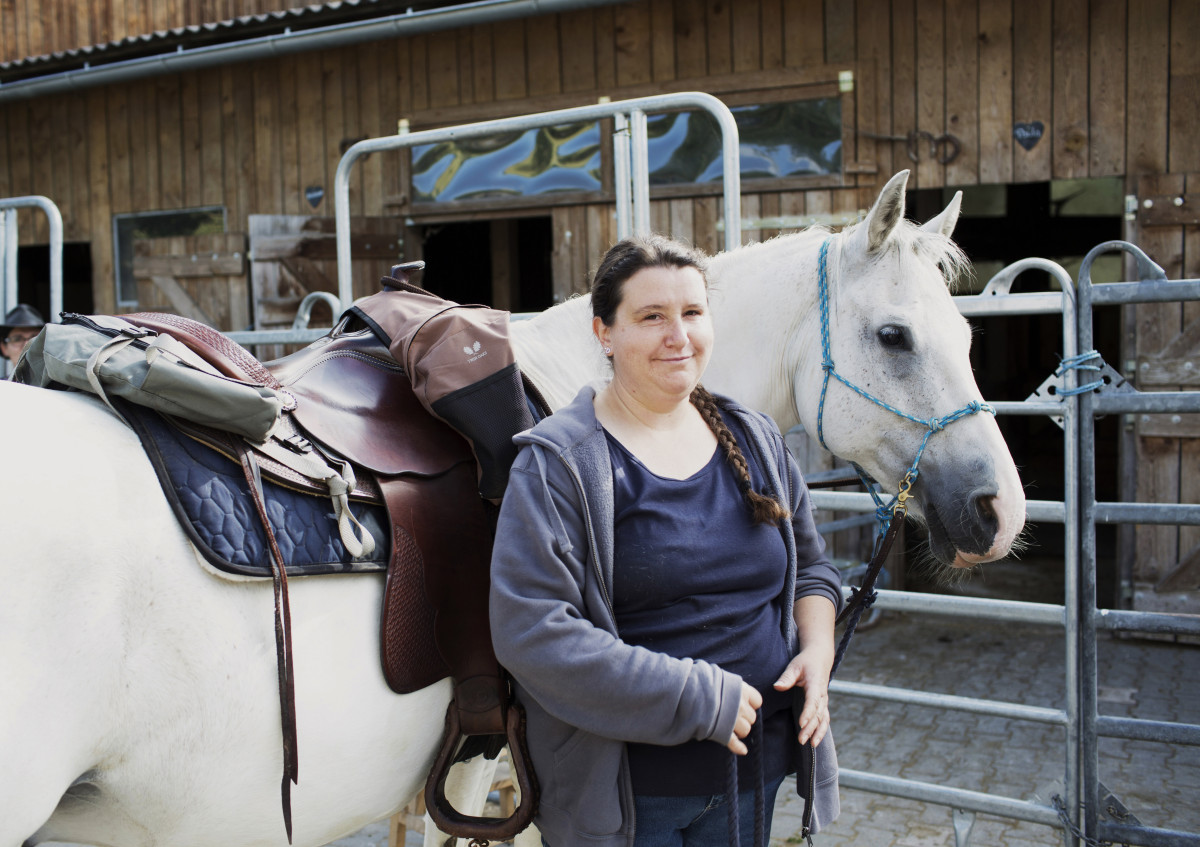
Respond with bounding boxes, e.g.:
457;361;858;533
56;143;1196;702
121;273;540;843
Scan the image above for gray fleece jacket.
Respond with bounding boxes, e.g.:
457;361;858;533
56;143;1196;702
490;385;842;847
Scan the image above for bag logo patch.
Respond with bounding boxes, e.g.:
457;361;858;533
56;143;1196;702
463;339;487;363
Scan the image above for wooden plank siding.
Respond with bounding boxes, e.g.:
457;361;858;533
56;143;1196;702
0;0;1192;309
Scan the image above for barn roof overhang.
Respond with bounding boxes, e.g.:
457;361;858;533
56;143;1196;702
0;0;624;103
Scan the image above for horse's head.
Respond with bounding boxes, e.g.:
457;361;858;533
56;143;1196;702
792;171;1025;568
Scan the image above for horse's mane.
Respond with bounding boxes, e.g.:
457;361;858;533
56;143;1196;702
707;218;971;293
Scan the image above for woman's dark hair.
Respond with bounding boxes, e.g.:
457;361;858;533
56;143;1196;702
692;384;792;526
591;234;708;327
591;236;790;526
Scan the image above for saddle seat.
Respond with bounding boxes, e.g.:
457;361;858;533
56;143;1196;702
265;323;469;477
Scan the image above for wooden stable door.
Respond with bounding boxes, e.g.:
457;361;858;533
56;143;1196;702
1124;172;1200;612
132;233;250;332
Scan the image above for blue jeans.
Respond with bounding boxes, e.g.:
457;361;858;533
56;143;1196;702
631;774;787;847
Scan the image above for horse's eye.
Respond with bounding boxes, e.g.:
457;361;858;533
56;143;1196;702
878;325;910;350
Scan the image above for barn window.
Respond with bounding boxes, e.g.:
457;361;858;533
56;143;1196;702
411;122;602;203
112;207;226;307
646;98;843;186
403;83;851;214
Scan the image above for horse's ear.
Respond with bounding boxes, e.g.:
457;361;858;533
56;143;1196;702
920;189;963;238
860;170;910;253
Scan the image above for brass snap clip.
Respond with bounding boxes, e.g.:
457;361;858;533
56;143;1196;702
893;472;915;519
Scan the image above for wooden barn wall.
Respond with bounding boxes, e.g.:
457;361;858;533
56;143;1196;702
0;0;1196;314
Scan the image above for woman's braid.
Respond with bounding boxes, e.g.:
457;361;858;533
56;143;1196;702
690;385;791;526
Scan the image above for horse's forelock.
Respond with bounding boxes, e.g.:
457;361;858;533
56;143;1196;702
874;221;971;292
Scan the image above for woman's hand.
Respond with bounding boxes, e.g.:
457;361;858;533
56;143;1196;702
773;646;833;747
775;595;837;747
726;681;763;755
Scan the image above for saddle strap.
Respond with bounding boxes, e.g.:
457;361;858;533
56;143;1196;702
254;435;376;559
235;442;299;843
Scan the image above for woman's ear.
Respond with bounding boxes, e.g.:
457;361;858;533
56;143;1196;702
592;315;609;351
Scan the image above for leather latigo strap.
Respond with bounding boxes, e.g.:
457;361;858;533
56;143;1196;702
235;442;299;842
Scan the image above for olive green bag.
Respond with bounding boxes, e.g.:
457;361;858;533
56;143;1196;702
14;313;286;441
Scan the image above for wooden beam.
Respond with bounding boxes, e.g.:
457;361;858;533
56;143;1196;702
251;232;403;262
279;256;333;295
1135;314;1200;385
1136;192;1200;227
1156;540;1200;592
1135;415;1200;439
133;252;246;278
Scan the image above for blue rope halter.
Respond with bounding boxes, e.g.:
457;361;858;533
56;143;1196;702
814;237;996;531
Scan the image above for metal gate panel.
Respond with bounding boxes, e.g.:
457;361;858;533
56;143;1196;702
1077;241;1200;847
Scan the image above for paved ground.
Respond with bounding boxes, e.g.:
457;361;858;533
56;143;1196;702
770;610;1200;846
336;601;1198;847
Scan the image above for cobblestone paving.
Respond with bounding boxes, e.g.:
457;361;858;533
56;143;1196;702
771;612;1200;847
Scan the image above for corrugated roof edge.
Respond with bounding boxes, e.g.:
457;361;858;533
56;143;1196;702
0;0;453;75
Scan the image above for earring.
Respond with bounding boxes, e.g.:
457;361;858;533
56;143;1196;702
603;346;612;356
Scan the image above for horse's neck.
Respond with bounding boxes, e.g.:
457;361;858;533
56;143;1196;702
510;295;606;410
702;237;824;431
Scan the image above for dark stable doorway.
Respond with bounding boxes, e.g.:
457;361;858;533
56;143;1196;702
16;243;93;319
417;217;553;312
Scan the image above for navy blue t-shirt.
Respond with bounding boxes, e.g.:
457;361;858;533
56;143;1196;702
606;415;797;795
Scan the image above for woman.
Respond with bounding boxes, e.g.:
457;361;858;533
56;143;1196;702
490;235;842;847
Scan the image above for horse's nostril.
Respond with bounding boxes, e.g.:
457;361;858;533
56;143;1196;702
968;491;1000;539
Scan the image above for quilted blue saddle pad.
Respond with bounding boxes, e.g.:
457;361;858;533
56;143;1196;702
124;403;390;578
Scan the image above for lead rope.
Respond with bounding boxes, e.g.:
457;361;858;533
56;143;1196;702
725;708;766;847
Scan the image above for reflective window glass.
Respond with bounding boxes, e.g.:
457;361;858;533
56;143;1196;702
647;98;842;185
413;122;602;203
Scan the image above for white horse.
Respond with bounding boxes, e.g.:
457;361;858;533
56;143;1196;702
2;171;1023;847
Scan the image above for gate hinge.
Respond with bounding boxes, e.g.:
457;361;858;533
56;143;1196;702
1134;192;1200;226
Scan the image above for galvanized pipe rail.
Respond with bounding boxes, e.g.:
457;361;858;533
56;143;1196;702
0;196;63;322
1076;241;1200;847
0;196;64;377
334;92;742;313
818;257;1084;845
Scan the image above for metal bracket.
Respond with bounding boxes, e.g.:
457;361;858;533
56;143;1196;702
1025;361;1133;430
953;808;976;847
1098;781;1142;827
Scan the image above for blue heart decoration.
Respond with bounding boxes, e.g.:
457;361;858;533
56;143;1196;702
305;186;325;208
1013;122;1044;151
